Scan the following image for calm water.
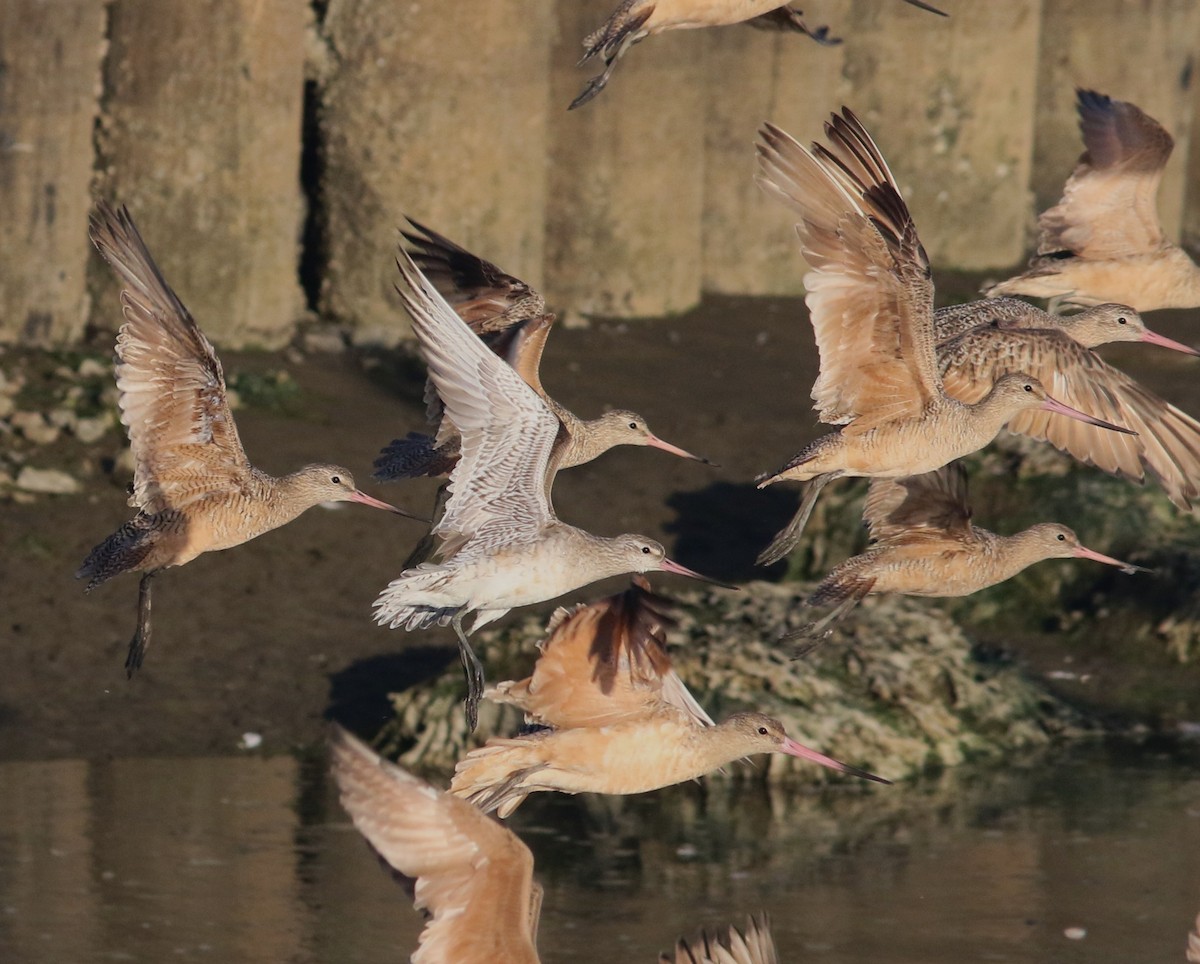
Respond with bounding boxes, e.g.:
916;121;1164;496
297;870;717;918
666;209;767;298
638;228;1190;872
0;741;1197;963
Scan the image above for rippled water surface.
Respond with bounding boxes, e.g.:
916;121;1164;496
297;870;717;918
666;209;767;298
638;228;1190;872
1;741;1197;963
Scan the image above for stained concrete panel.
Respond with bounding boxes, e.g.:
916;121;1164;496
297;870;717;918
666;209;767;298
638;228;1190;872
321;0;552;340
0;0;106;345
543;2;705;318
93;0;306;348
830;0;1043;271
702;22;850;296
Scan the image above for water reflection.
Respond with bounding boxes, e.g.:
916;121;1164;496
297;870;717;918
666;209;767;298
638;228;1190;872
0;742;1197;962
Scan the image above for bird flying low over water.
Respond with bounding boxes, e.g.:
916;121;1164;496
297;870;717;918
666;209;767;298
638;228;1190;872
570;0;946;109
373;249;729;730
985;89;1200;311
332;726;780;964
450;578;888;817
751;110;1136;568
78;203;418;677
790;462;1147;644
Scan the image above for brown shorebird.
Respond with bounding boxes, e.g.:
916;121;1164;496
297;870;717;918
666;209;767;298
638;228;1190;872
570;0;945;109
373;248;728;729
78;203;417;676
985;89;1200;311
663;915;778;964
333;726;778;964
936;308;1200;509
330;726;541;964
450;578;887;817
791;462;1146;643
374;219;707;485
752;111;1135;566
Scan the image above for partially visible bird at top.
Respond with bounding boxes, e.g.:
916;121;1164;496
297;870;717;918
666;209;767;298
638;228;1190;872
570;0;947;110
78;203;418;677
985;89;1200;311
373;248;728;730
936;303;1200;510
751;110;1135;568
789;461;1147;645
450;577;888;817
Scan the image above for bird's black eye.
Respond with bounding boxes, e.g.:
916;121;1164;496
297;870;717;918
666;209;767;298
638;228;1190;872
757;726;768;736
1057;533;1066;541
641;545;651;554
1117;317;1127;325
628;421;638;430
1023;384;1033;392
331;475;341;484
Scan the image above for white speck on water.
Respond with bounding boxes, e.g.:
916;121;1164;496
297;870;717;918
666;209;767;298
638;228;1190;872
1064;926;1087;940
239;732;263;750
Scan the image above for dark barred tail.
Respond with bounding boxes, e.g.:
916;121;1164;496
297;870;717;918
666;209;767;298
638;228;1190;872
372;432;457;482
76;519;156;591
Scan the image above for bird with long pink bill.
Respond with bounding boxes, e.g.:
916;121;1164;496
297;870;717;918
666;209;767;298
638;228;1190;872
751;109;1137;568
450;578;887;817
77;203;421;677
375;219;710;571
374;246;732;729
788;462;1148;646
935;304;1200;510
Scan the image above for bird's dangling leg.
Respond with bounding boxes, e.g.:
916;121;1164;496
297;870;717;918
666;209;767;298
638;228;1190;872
401;482;449;571
782;583;874;657
452;611;486;731
756;472;840;566
125;571;157;678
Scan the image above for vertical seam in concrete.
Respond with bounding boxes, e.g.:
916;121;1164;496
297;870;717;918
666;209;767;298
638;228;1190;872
85;0;115;338
299;0;333;317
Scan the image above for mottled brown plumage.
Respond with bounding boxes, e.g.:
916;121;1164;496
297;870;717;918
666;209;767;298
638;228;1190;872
792;463;1145;642
752;111;1134;566
986;89;1200;310
80;203;413;675
937;317;1200;509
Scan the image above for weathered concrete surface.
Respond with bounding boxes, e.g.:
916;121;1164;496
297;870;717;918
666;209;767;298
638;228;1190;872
544;2;705;318
0;0;106;345
830;0;1043;271
1180;38;1200;251
93;0;306;348
1031;0;1200;244
701;24;849;296
320;0;553;340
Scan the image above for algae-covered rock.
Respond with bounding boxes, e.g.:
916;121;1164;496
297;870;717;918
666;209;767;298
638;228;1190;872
376;581;1085;781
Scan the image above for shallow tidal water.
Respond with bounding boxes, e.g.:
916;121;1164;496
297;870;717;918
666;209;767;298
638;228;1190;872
1;740;1197;963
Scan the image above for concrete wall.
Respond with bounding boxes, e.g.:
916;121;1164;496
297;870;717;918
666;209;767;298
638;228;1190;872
3;0;1200;346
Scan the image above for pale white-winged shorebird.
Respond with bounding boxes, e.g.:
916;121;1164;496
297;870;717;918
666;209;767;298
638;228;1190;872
985;89;1200;311
570;0;945;109
78;203;418;676
373;248;728;728
751;110;1135;566
791;462;1146;643
330;726;541;964
450;578;887;817
374;219;707;486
